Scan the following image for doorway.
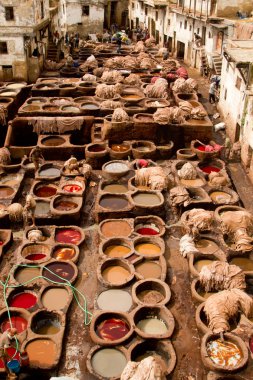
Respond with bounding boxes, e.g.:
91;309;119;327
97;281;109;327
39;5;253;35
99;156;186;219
2;65;13;81
177;41;185;59
235;123;241;142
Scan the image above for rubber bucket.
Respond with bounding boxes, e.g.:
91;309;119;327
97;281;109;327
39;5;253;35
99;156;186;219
7;359;20;374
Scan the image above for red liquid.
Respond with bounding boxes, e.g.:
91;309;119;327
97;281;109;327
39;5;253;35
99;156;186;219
26;253;46;261
55;200;77;211
0;241;3;246
55;229;81;245
9;292;37;309
96;318;130;341
201;165;220;174
250;336;253;353
136;227;159;236
35;186;57;198
63;184;82;193
0;347;20;368
1;316;28;333
197;145;206;151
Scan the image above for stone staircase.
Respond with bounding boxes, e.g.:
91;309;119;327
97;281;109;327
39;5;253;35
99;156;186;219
211;53;222;75
199;46;209;76
47;40;59;62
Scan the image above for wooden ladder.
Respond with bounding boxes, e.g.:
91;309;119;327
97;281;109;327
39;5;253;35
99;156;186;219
199;46;209;76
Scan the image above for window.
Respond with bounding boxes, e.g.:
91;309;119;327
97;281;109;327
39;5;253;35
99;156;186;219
145;7;148;16
156;11;158;21
184;20;187;29
235;76;242;90
189;25;192;31
168;19;171;26
180;21;182;28
224;88;227;100
0;42;8;54
197;28;200;34
5;7;14;21
132;3;135;10
226;61;229;72
41;1;44;19
82;6;90;16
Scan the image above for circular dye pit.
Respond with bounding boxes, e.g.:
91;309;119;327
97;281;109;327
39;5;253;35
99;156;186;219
55;229;82;245
81;103;99;110
97;290;132;312
180;178;204;187
135;242;161;256
39;167;61;177
194;259;214;272
62;106;80;112
200;165;221;174
31;312;61;335
0;186;14;198
0;347;20;368
54;199;78;211
100;220;132;238
135;224;160;236
137;317;168;335
88;144;106;153
8;292;37;309
195;239;219;254
135;261;162;279
111;144;130;153
35;201;50;216
41;287;69;310
102;265;131;285
96;318;130;342
122;94;143;101
99;195;129;210
15;267;40;284
22;244;49;262
53;246;76;260
104;244;131;258
1;315;28;333
34;184;57;198
41;136;65;146
43;262;75;283
206;338;243;368
26;339;57;367
22;105;41;112
229;257;253;271
104;162;129;174
210;191;232;203
137;289;165;304
91;348;127;378
62;184;82;193
103;184;128;194
132;193;161;207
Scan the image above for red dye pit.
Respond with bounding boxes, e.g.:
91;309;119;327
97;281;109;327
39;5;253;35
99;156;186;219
55;229;81;245
0;241;3;246
96;318;130;341
250;336;253;353
136;227;159;236
1;316;28;333
35;185;57;198
25;253;46;261
63;184;82;193
0;347;20;368
201;166;220;174
197;145;206;151
9;292;37;309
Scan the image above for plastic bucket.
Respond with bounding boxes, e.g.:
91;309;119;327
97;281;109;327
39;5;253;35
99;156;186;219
7;359;20;374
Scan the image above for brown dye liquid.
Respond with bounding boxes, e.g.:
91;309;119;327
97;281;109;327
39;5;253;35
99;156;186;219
210;191;231;203
42;137;65;146
194;259;213;272
195;239;219;254
26;339;57;367
133;193;161;207
111;144;130;152
138;289;164;304
103;184;128;194
135;243;161;256
104;245;131;258
101;220;132;237
136;185;150;190
35;323;60;335
35;201;50;215
99;196;129;210
122;94;142;100
102;266;130;284
41;287;69;310
230;257;253;271
53;247;76;260
0;186;14;198
198;290;216;299
15;267;40;283
91;348;127;378
135;261;162;279
180;178;204;187
206;339;242;368
2;179;19;186
54;200;78;211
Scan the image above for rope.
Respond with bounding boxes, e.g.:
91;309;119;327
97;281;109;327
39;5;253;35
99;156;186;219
0;263;93;363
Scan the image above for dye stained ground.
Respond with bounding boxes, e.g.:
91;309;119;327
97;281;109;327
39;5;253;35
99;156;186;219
0;67;253;380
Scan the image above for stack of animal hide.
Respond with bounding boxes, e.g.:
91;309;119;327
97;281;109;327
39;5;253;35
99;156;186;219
199;261;246;292
183;208;213;236
208;170;231;187
124;74;142;86
0;147;11;165
80;55;98;72
157;47;167;57
101;70;124;83
170;186;191;208
30;117;84;134
178;162;197;179
144;78;169;99
145;37;156;48
123;56;138;70
163;59;179;71
105;57;125;69
204;289;253;333
220;210;253;251
0;105;7;126
134;41;146;52
100;100;122;109
44;60;65;70
111;108;130;123
121;356;166;380
137;52;155;69
135;167;168;191
82;73;97;82
179;234;199;257
153;107;185;124
172;78;198;93
95;83;122;99
190;106;207;119
93;67;106;77
178;101;193;116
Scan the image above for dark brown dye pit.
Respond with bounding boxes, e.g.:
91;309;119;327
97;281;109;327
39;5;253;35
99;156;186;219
99;196;129;210
41;136;65;146
43;262;75;283
54;200;78;211
34;185;57;198
88;144;105;153
0;186;14;198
